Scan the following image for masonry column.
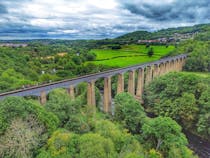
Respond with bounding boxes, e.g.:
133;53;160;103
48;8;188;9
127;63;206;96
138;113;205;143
104;76;112;113
163;62;167;74
117;73;124;94
175;59;179;71
87;80;96;106
136;68;144;100
145;66;152;85
166;61;170;73
153;64;159;78
40;91;47;105
179;58;184;71
158;63;162;76
67;85;75;99
169;60;173;72
172;60;176;71
128;70;135;95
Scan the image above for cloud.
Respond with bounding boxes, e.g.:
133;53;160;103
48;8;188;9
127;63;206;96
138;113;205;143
0;3;8;14
120;0;210;23
0;0;209;39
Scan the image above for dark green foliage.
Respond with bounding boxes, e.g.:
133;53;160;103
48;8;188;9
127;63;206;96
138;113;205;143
45;89;79;126
184;42;210;72
144;72;210;140
196;87;210;138
171;40;210;72
114;92;146;134
141;117;197;158
147;48;154;57
64;105;96;134
0;97;59;134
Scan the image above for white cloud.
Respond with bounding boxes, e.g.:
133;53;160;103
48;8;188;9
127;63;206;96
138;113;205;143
0;0;209;39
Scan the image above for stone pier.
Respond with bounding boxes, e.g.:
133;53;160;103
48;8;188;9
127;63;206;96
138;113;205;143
104;76;112;113
136;68;144;100
87;80;96;106
117;73;124;94
128;70;135;95
67;85;75;99
40;91;47;105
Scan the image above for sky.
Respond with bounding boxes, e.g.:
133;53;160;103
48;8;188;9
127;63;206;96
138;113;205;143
0;0;209;40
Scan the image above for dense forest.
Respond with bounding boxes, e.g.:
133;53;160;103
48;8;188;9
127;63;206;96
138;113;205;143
0;23;209;158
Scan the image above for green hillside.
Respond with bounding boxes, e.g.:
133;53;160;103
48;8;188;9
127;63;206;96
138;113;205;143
115;23;210;42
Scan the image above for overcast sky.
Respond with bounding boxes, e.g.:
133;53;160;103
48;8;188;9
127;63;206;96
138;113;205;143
0;0;209;40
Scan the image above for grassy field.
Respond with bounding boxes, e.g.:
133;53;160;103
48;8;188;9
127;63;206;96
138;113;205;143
87;44;175;67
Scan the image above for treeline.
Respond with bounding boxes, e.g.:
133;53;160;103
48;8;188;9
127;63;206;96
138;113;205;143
0;85;198;158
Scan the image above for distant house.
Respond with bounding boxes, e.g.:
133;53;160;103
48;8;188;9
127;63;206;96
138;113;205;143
137;38;167;44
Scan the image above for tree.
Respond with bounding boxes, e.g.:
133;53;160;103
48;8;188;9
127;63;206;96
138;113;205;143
0;116;45;158
36;129;79;158
144;72;210;140
141;117;191;157
197;87;210;139
78;133;117;158
0;97;59;158
147;48;154;57
94;120;144;155
114;93;146;134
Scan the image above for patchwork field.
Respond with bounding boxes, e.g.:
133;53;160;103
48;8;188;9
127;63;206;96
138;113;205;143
87;44;175;67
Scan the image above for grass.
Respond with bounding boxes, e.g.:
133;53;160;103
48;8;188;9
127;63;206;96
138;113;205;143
87;44;175;67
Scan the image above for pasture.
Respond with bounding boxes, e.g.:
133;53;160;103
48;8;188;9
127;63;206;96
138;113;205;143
88;44;175;67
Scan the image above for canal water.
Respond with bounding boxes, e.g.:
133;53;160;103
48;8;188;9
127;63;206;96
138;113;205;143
185;131;210;158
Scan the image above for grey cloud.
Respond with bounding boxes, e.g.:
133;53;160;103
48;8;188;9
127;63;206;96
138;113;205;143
0;3;8;14
121;0;210;22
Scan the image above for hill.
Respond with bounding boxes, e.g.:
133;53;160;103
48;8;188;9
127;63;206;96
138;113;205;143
115;23;210;42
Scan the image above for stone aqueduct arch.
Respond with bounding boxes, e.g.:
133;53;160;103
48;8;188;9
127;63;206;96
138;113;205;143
0;54;187;112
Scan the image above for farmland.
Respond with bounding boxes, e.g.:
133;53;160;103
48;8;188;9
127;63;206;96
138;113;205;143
88;44;175;67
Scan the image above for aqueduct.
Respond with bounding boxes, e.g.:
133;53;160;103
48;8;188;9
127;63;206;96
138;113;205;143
0;54;187;112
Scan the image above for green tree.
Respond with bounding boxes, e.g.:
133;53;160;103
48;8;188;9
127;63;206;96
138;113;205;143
141;117;190;157
114;93;146;134
147;48;154;57
36;129;78;158
78;133;117;158
0;97;59;158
